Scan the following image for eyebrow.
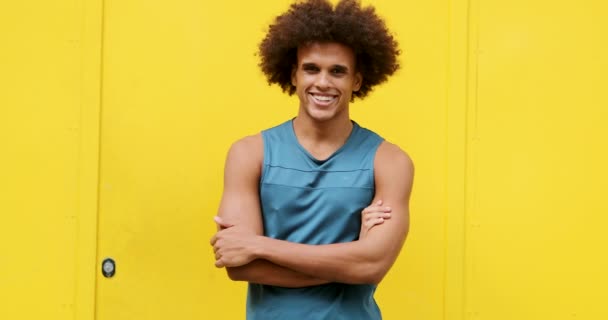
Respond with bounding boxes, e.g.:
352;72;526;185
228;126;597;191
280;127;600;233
301;63;349;73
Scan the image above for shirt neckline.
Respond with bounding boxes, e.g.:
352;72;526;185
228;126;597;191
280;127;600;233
288;118;359;165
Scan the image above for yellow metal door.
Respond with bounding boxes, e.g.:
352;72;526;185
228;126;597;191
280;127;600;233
0;0;101;319
94;1;238;317
464;0;608;319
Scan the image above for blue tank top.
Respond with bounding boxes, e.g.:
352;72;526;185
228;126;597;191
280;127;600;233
247;119;384;320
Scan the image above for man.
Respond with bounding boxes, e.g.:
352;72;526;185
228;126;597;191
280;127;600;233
210;0;413;319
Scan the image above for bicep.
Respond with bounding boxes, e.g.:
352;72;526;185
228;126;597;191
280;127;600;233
217;136;264;235
365;143;414;267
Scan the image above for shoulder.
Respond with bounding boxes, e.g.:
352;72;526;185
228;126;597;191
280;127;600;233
374;141;415;184
225;133;264;174
376;141;414;169
229;133;263;155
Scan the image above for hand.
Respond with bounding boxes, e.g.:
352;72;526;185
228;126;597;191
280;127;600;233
210;216;258;268
359;200;392;239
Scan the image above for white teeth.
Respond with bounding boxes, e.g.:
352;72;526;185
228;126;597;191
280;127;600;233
311;94;335;101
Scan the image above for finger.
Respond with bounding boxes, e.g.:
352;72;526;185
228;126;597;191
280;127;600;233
362;207;377;215
365;213;380;222
215;259;224;268
364;211;392;221
210;235;217;246
364;212;378;222
366;217;384;227
362;206;392;215
382;212;391;219
366;218;385;229
364;218;378;228
215;251;221;260
362;200;382;214
214;216;234;229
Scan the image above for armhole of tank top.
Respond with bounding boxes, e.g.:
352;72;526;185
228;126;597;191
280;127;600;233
370;137;385;192
259;131;269;185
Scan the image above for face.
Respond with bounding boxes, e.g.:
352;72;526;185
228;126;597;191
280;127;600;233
291;42;362;123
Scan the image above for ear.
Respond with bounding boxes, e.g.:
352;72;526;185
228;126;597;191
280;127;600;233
291;64;298;86
353;71;363;92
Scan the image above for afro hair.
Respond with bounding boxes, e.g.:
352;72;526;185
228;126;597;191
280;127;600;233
258;0;400;100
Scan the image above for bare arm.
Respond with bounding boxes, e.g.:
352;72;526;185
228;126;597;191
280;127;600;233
214;141;414;285
225;260;327;287
216;135;329;287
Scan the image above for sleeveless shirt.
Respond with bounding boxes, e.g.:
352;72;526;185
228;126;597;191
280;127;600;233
246;119;384;320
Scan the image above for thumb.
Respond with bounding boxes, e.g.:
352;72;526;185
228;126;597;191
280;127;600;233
214;216;234;229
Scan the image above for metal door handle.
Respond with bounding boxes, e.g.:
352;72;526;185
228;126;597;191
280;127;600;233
102;258;116;278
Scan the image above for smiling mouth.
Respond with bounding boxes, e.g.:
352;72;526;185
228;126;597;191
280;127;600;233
309;93;337;105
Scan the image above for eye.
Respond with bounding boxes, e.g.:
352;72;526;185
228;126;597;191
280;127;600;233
331;67;347;75
303;65;319;73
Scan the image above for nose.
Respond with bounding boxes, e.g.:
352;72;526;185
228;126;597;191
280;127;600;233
314;71;331;89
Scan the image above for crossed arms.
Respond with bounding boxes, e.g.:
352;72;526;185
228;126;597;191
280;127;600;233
210;133;414;287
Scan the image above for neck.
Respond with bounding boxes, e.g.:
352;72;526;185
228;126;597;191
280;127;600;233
292;111;353;146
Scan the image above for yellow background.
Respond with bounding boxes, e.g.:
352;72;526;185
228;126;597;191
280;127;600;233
1;0;606;319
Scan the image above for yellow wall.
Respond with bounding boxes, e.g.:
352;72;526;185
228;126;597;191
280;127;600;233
1;0;607;319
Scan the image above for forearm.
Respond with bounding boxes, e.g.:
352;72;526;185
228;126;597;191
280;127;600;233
226;259;329;288
253;236;385;285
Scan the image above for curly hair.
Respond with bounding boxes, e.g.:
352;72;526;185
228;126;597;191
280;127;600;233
258;0;400;100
